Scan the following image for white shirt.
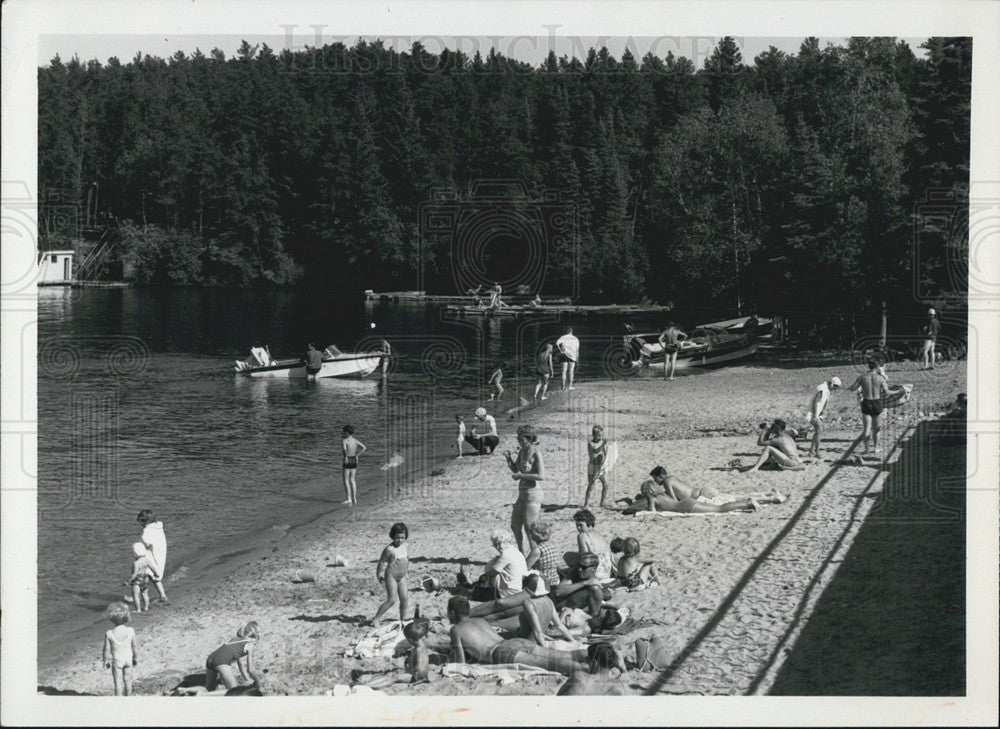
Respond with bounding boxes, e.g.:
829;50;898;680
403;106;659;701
491;545;528;597
813;382;830;417
556;334;580;363
476;414;497;437
141;522;167;575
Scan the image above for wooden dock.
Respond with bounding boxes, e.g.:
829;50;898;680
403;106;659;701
444;303;673;318
364;290;572;305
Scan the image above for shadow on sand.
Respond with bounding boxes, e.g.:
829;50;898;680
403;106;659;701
766;418;965;695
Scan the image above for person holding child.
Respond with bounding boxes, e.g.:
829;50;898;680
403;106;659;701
102;602;138;696
372;522;411;626
205;621;261;691
573;509;614;581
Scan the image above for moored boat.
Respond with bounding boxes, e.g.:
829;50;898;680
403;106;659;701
627;316;771;370
234;345;386;379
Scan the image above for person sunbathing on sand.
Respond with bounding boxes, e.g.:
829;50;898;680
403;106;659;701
744;419;805;472
467;574;579;645
551;553;607;617
556;643;629;696
649;466;786;505
619;478;759;514
447;596;587;675
355;614;431;688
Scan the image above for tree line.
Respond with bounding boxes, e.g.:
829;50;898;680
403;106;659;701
39;37;970;343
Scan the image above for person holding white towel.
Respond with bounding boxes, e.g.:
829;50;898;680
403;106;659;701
137;509;170;605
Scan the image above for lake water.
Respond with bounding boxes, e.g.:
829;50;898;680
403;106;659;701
37;286;678;668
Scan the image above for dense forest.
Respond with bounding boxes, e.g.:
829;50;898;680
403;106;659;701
38;37;970;340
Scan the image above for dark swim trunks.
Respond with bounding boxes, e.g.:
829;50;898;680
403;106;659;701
343;455;358;469
306;365;321;375
860;399;884;417
663;344;680;354
489;638;538;663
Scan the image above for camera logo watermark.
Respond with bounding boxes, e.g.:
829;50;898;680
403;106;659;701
419;180;578;298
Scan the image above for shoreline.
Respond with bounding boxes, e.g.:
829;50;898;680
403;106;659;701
37;359;966;696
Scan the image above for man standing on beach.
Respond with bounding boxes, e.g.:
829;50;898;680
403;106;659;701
849;359;891;456
805;376;842;458
556;327;580;390
920;308;941;370
465;407;499;455
658;322;686;381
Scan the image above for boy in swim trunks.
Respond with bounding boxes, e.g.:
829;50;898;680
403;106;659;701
658;322;687;381
534;343;554;401
849;359;891;455
341;425;366;504
124;542;159;612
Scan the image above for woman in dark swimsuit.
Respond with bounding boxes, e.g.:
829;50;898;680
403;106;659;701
506;425;545;554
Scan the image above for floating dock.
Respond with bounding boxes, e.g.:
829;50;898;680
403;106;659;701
364;290;572;305
444;303;673;318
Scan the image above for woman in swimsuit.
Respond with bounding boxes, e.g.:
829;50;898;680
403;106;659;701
584;425;610;508
572;509;613;581
205;621;261;691
487;365;504;402
102;602;138;695
372;522;411;626
506;425;545;555
341;425;366;505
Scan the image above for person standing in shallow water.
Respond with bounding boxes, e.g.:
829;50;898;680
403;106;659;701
506;424;545;554
304;342;323;380
341;425;366;504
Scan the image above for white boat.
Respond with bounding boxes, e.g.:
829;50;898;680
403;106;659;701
234;345;386;379
626;316;772;370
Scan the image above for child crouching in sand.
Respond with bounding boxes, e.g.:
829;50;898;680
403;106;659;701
124;542;160;612
102;602;138;695
372;522;411;626
205;621;261;691
616;538;659;589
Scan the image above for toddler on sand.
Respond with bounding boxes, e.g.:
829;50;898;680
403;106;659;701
372;522;411;626
102;602;138;696
455;414;466;459
124;542;160;612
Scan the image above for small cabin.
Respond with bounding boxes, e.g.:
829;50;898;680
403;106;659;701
38;249;74;284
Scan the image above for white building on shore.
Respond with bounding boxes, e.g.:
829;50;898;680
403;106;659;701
38;249;74;285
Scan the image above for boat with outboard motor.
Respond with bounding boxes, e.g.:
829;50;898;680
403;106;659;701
234;344;387;379
624;316;772;370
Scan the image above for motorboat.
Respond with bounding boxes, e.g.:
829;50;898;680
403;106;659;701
626;316;772;370
234;344;386;379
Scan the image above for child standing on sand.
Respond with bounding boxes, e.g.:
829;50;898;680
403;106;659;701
124;542;159;612
487;365;504;402
455;414;466;459
102;602;138;696
342;425;366;505
584;425;610;508
205;621;262;691
373;522;411;626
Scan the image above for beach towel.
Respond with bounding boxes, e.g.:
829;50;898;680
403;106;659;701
324;684;382;696
632;509;725;518
442;663;562;684
547;639;588;652
346;623;409;659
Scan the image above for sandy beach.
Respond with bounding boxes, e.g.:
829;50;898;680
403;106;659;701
37;358;967;697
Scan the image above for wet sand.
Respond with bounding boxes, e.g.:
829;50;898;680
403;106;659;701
37;359;967;696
